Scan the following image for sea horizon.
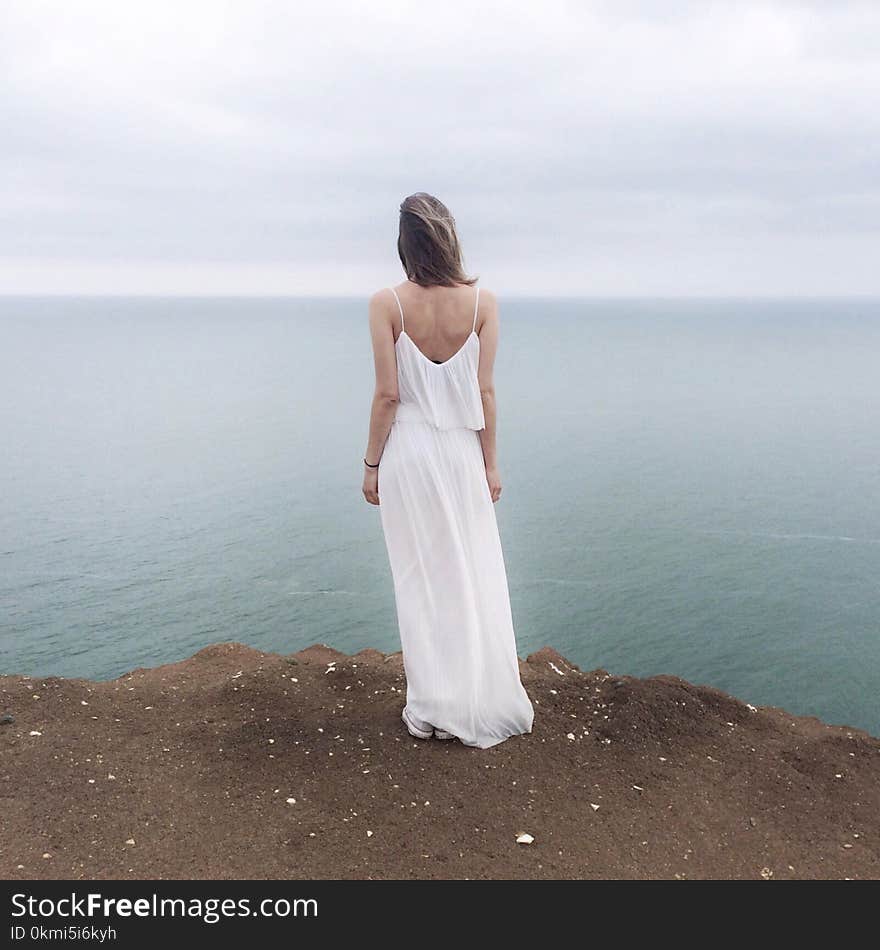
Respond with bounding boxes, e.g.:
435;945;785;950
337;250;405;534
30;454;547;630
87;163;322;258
3;292;880;301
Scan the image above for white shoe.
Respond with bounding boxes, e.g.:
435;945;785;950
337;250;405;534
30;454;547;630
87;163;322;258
433;728;455;740
401;707;433;740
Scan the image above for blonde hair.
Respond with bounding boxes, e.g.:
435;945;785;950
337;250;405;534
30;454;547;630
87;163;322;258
397;193;478;288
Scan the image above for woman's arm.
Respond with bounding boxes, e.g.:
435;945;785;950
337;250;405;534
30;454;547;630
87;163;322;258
362;290;399;506
476;289;503;503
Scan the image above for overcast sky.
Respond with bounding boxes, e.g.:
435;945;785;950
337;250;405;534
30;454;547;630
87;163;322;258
1;1;878;296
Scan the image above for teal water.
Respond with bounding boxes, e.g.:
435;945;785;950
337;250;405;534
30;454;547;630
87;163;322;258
1;296;878;735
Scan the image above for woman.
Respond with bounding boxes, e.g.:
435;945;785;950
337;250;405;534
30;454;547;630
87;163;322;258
362;192;534;749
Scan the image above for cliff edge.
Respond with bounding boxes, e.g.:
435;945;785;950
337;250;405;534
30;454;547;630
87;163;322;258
1;643;877;880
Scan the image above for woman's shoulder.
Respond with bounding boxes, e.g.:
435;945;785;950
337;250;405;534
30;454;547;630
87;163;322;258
368;286;399;309
475;286;498;324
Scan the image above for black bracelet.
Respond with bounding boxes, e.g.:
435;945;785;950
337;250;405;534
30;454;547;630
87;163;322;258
363;457;380;468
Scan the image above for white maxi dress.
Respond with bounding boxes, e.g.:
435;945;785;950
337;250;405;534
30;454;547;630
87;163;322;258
377;284;534;749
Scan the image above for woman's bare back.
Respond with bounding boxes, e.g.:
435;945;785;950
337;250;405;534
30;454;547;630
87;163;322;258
390;281;482;363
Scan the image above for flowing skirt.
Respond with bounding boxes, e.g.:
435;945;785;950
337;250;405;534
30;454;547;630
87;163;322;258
378;418;534;749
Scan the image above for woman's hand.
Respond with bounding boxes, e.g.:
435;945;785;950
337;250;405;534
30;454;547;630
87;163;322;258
485;464;502;503
362;465;380;505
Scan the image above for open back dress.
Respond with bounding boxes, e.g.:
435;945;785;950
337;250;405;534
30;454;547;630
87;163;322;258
377;283;534;749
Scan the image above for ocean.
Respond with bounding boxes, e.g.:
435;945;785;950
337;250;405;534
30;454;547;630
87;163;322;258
1;295;878;735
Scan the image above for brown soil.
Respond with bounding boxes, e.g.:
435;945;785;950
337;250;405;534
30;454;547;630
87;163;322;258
1;643;878;880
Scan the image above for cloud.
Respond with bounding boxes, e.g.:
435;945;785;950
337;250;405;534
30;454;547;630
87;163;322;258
1;0;878;294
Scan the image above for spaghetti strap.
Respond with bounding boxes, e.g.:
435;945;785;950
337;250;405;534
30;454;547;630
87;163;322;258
472;285;480;333
389;287;405;332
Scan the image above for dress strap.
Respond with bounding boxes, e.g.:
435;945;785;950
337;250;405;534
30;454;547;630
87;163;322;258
389;287;405;332
472;285;480;333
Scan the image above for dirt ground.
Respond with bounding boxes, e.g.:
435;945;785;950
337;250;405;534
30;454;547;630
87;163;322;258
2;642;877;880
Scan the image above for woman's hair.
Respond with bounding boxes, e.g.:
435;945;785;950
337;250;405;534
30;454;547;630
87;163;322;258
397;193;478;288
